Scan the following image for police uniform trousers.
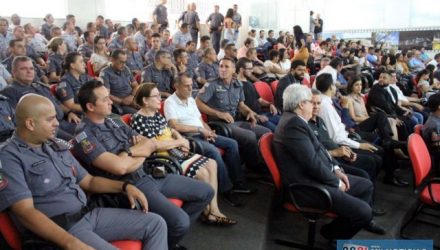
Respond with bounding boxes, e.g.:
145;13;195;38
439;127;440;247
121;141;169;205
134;174;214;246
228;121;271;170
69;208;167;250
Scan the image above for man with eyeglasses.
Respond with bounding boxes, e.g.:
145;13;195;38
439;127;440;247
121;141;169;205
142;50;176;98
99;49;139;114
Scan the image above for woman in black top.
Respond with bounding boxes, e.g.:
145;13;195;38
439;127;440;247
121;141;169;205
131;83;236;225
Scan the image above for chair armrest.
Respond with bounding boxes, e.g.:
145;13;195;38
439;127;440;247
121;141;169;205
288;183;333;215
144;155;183;175
187;137;205;155
207;121;232;137
428;177;440;206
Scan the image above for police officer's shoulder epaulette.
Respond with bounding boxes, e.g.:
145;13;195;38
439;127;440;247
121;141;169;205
106;117;121;128
48;138;73;151
33;82;50;89
233;78;243;87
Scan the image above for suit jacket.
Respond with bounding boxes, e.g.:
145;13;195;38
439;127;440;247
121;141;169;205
367;84;405;116
273;111;340;189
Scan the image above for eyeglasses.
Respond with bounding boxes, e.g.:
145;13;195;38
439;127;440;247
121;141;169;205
244;67;253;70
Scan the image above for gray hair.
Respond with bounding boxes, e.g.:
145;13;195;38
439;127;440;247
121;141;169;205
311;89;321;95
283;84;312;112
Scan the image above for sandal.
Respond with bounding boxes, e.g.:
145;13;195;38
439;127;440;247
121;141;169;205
201;213;237;226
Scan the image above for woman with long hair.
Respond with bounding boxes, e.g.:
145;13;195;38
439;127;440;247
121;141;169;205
131;83;237;225
292;25;309;64
90;35;110;75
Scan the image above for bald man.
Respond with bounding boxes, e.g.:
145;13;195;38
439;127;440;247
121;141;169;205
0;94;167;250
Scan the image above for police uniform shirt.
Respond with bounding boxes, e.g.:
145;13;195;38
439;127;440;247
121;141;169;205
187;52;199;72
126;51;144;71
197;77;244;118
153;4;168;26
183;11;200;31
0;94;15;134
26;44;41;63
78;43;93;59
0;134;88;218
48;53;64;76
422;114;440;155
0;32;13;61
144;49;157;66
100;65;134;98
2;56;45;82
56;72;93;103
73;117;138;176
97;26;109;39
62;32;78;53
232;13;242;26
142;63;174;94
41;23;53;41
1;81;64;121
196;62;219;82
206;13;224;30
108;38;124;51
0;64;11;90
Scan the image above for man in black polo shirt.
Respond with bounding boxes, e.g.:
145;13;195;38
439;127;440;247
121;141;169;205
274;60;307;111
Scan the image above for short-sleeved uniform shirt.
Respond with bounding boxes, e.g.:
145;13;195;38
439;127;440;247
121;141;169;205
197;77;244;119
48;53;64;76
1;81;64;121
0;94;15;135
0;32;13;60
206;13;224;30
0;64;11;90
107;38;124;51
142;63;174;94
183;11;200;31
153;4;168;26
62;32;78;53
187;52;199;72
126;51;144;71
73;117;138;179
56;72;93;103
99;65;134;98
78;43;93;59
0;134;88;220
196;62;219;82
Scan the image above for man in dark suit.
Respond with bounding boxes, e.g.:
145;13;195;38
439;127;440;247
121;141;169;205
367;70;414;138
273;84;384;240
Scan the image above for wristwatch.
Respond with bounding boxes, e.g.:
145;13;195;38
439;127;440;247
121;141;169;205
126;148;133;157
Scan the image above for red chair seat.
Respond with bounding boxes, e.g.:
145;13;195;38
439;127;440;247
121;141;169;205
254;81;274;104
0;212;22;249
271;80;279;94
420;184;440;206
283;203;337;218
111;240;143;250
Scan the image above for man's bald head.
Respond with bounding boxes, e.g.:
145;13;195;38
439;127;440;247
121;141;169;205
16;94;54;128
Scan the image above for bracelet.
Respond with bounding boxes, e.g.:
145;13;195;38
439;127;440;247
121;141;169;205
122;181;132;193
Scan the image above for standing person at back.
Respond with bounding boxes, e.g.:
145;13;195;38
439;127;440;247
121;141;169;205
314;14;323;40
153;0;169;33
182;2;200;45
232;4;242;46
206;5;224;54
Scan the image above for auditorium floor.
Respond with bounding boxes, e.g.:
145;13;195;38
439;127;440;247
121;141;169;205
182;163;440;250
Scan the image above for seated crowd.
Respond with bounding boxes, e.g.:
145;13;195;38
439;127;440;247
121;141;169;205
0;7;440;250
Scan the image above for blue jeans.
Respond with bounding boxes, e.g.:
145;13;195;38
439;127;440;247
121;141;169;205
411;112;424;125
191;135;243;192
258;112;281;132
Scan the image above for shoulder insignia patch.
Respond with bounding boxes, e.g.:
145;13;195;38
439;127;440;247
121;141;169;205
80;138;96;154
0;172;8;191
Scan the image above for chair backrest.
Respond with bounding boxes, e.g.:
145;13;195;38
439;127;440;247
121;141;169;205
87;60;96;77
258;133;282;190
408;133;431;187
159;100;165;116
0;212;22;250
310;75;316;86
121;114;132;125
270;80;279;94
414;124;423;135
254;81;274;104
302;77;311;88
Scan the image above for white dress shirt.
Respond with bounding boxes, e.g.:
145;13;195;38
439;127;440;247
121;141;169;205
319;94;360;149
164;93;204;128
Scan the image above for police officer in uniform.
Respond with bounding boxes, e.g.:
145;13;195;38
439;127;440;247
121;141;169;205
73;80;214;249
196;57;271;171
206;5;224;54
0;94;168;250
0;94;14;142
56;52;93;114
1;56;80;140
99;49;139;114
142;50;176;98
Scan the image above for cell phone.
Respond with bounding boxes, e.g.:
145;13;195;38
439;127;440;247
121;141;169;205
152;166;166;179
